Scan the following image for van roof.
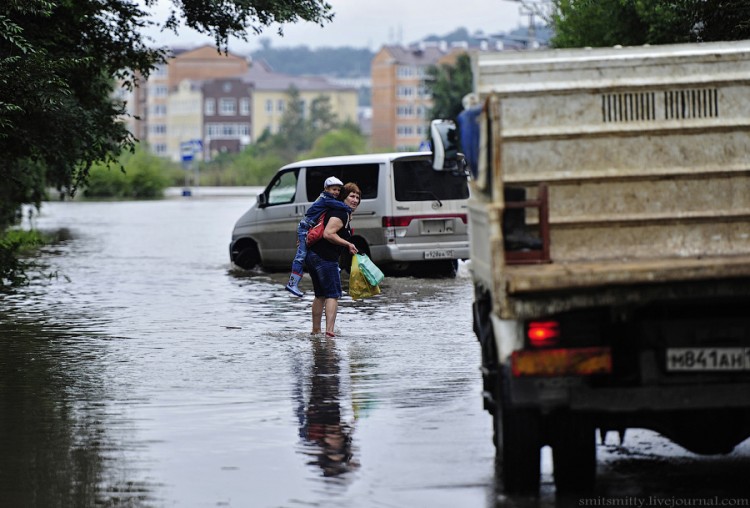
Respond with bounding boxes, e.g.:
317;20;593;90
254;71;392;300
281;152;431;170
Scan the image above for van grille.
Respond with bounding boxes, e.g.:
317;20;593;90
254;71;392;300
602;88;719;122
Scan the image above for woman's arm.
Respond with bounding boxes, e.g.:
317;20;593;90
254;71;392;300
324;217;358;254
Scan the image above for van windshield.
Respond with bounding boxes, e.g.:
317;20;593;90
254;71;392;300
393;159;470;202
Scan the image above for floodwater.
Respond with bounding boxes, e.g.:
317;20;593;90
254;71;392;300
1;189;748;508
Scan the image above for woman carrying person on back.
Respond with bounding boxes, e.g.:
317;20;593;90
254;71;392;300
306;183;361;337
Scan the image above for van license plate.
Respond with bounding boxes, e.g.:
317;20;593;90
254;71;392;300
424;250;454;259
421;219;453;235
666;347;750;371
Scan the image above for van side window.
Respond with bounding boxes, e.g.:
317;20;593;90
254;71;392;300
267;170;298;205
393;159;470;202
305;164;380;201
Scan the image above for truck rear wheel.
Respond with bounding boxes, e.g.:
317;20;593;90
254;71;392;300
496;397;541;494
551;413;596;493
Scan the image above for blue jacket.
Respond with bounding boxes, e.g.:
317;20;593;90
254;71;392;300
304;192;352;226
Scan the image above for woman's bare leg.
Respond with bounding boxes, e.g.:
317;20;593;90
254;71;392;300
312;296;324;334
324;298;338;335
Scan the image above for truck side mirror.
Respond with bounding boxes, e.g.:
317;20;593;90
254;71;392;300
256;193;268;208
431;119;460;171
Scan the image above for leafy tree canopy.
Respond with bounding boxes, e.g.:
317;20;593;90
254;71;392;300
0;0;333;284
551;0;750;48
425;53;473;124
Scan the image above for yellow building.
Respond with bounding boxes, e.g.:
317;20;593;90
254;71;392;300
246;62;358;142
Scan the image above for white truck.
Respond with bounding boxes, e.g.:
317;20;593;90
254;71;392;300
465;41;750;493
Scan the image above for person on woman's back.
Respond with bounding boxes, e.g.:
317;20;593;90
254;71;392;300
285;176;351;297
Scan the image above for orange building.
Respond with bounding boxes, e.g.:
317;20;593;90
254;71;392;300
371;44;450;151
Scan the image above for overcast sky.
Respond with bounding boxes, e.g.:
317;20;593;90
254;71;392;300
141;0;528;52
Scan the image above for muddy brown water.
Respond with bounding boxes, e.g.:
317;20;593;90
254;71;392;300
1;190;747;507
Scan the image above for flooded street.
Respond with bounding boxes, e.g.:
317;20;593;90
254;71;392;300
1;191;748;507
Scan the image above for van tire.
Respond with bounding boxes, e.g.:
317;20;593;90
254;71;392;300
233;242;261;270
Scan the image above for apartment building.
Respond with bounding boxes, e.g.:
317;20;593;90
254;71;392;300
245;61;358;142
135;45;249;157
124;46;357;161
202;78;253;158
371;44;447;151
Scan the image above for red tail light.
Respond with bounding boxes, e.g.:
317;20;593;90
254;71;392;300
382;216;413;227
527;321;560;348
382;214;467;227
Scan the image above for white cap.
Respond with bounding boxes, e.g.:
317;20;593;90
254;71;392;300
324;176;344;188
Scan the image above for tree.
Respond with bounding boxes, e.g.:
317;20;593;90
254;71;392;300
550;0;750;48
0;0;333;284
425;53;473;125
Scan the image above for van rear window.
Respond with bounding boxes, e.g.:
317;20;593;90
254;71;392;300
306;164;380;201
393;160;470;202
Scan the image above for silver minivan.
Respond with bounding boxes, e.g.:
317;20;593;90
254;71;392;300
229;152;470;276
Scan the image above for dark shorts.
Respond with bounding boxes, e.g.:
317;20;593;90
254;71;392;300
305;250;342;299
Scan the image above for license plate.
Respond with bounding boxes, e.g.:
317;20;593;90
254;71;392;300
666;347;750;372
420;219;454;235
424;249;454;259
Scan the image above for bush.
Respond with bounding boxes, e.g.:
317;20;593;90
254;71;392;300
82;146;177;199
0;229;45;288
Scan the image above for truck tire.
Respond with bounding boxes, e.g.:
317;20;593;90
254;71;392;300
496;386;541;494
551;413;596;493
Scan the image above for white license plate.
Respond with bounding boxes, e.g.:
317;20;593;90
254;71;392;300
420;219;454;235
424;249;454;259
666;347;750;372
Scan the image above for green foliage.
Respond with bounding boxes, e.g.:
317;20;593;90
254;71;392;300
0;229;45;288
0;0;334;277
82;147;177;199
305;126;368;159
551;0;750;48
425;53;473;124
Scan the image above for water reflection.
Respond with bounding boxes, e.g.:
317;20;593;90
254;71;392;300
295;336;358;479
0;314;157;507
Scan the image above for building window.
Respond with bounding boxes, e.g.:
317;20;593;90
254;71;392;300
222;82;232;93
397;86;415;98
238;124;250;136
154;143;168;154
397;66;414;79
151;85;169;97
418;84;432;99
153;65;167;77
150;124;167;135
240;98;250;115
220;98;237;115
277;99;285;112
151;104;167;116
265;99;273;113
397;105;414;118
204;98;216;116
397;125;414;137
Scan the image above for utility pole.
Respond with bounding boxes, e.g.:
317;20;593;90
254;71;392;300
507;0;553;49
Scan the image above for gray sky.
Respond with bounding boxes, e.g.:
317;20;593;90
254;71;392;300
142;0;528;52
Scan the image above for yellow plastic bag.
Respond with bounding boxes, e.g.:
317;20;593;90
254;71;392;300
349;255;381;300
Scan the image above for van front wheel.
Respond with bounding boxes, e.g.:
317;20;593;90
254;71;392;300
233;242;260;270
